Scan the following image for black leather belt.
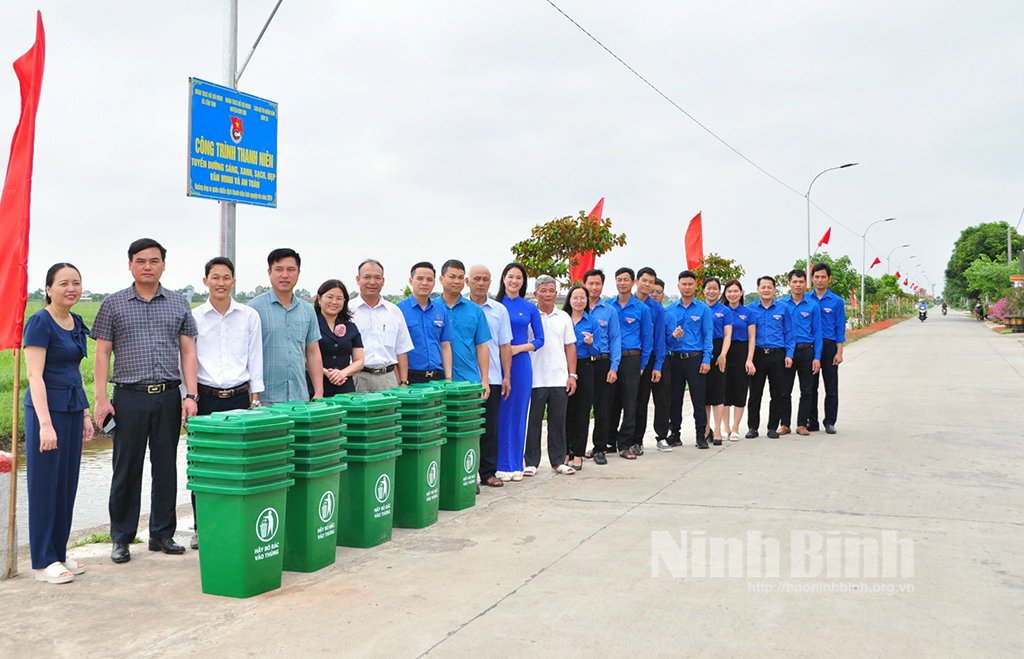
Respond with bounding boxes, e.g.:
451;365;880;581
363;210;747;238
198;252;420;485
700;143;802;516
115;380;181;394
594;353;610;361
622;349;641;356
795;343;814;349
362;364;396;375
823;339;837;344
669;350;702;359
409;369;440;378
199;383;249;399
758;347;785;355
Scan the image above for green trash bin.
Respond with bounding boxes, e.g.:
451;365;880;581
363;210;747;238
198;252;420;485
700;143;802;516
343;411;402;431
424;380;486;401
393;437;446;529
336;448;402;548
291;448;348;471
187;462;296;488
283;461;347;573
397;427;445;445
186;434;293;459
187;477;293;598
322;392;400;418
186;447;295;472
443;417;485;432
289;434;346;460
268;400;346;431
439;428;484;511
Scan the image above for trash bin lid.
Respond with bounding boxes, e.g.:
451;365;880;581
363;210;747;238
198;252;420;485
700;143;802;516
423;380;486;399
383;387;447;404
266;401;346;424
186;409;295;434
187;477;295;495
323;392;400;414
398;437;447;450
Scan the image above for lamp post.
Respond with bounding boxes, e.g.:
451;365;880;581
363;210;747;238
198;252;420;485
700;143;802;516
806;163;858;272
886;244;910;274
861;218;896;322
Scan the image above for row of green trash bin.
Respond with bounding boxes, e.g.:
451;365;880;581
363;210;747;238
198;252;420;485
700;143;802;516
186;381;486;598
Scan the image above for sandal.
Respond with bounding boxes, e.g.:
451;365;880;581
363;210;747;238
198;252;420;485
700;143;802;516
35;562;74;584
555;464;576;475
523;466;537;477
619;450;637;460
63;560;86;575
511;472;523;482
572;458;583;471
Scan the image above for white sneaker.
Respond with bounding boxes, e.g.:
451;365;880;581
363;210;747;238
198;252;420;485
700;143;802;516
523;466;537;477
496;471;512;482
511;471;523;482
656;439;673;452
729;433;740;442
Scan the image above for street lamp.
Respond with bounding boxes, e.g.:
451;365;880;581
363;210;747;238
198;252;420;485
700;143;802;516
806;163;858;272
886;244;910;274
861;218;896;322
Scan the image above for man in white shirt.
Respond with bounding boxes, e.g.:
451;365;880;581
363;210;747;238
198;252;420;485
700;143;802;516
468;265;512;488
524;275;577;476
350;259;415;391
189;256;264;549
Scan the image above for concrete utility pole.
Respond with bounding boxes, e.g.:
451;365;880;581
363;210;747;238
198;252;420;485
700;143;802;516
220;0;238;267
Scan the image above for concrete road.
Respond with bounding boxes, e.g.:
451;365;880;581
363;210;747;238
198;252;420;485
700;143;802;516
2;312;1022;658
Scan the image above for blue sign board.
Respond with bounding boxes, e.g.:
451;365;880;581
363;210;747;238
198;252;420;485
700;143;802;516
187;77;278;208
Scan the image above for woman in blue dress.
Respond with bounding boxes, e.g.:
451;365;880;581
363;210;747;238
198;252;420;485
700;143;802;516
495;263;544;482
23;263;94;584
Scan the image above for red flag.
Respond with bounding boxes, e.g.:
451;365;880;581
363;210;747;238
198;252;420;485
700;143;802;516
903;278;908;286
685;211;703;271
894;270;900;279
869;257;881;269
568;197;604;284
851;290;857;310
817;227;831;248
0;12;45;350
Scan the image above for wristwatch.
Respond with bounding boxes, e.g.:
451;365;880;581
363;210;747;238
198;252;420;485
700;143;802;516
569;373;578;379
399;380;410;386
185;393;197;402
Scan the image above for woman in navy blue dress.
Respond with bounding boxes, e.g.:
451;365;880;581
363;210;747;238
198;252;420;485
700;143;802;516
23;263;93;584
495;263;544;482
309;279;365;397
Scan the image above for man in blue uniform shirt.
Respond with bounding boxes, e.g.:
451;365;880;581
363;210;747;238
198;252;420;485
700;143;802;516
607;267;652;460
633;267;669;452
439;259;491;385
809;262;846;435
663;270;713;450
583;269;621;465
779;269;822;436
745;276;794;439
397;261;453;384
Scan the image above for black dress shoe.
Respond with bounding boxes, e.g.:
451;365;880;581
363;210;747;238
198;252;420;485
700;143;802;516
806;425;820;432
593;451;608;465
713;439;723;446
149;537;186;555
825;424;837;434
111;542;131;564
667;436;683;447
767;429;780;439
696;435;710;449
190;533;199;551
745;429;758;439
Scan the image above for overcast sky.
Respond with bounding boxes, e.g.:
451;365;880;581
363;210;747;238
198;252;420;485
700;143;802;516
2;0;1022;298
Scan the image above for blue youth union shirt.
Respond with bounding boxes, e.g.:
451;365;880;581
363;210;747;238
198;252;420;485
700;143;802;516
643;296;667;370
746;299;795;358
397;296;453;371
780;294;823;360
613;295;652;367
665;298;714;365
812;289;847;343
444;296;491;383
707;301;734;341
590;300;621;370
571;312;602;360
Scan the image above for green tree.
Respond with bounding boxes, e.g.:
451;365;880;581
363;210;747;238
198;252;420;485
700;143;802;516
790;251;859;297
964;255;1017;299
511;210;627;286
944;221;1024;300
693;253;745;285
27;288;44;301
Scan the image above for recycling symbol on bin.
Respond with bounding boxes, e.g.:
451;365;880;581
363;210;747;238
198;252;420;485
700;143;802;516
255;507;280;543
374;474;392;503
464;449;477;474
318;490;336;523
427;460;439;488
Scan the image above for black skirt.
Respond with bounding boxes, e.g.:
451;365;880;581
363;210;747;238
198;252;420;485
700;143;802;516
705;338;727;406
724;340;749;407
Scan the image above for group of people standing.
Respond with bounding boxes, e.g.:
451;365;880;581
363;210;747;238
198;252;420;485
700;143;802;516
20;237;847;586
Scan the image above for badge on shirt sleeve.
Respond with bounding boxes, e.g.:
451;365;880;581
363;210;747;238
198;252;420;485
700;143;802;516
715;313;724;318
599;320;607;326
739;315;747;320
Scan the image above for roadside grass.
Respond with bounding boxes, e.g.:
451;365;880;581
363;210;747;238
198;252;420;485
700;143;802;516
69;532;142;548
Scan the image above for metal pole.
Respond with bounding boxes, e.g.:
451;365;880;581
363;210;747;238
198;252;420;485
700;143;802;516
220;0;238;269
6;350;21;579
887;244;910;275
1009;225;1013;265
805;163;858;274
236;0;284;85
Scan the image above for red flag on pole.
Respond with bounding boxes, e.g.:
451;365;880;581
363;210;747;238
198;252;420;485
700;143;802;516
568;197;604;284
869;257;881;269
903;278;908;286
0;12;45;350
685;211;703;271
817;227;831;248
851;289;857;310
894;270;900;279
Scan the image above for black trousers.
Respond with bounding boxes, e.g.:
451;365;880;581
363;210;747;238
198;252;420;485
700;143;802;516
408;370;444;385
479;384;502;482
609;353;642;451
668;354;707;441
109;387;182;544
810;340;840;428
191;390;250;529
634;355;656;446
525;387;568;468
781;345;815;428
652;358;672;440
565;360;594;458
633;354;672;445
589;357;614;453
747;349;787;432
